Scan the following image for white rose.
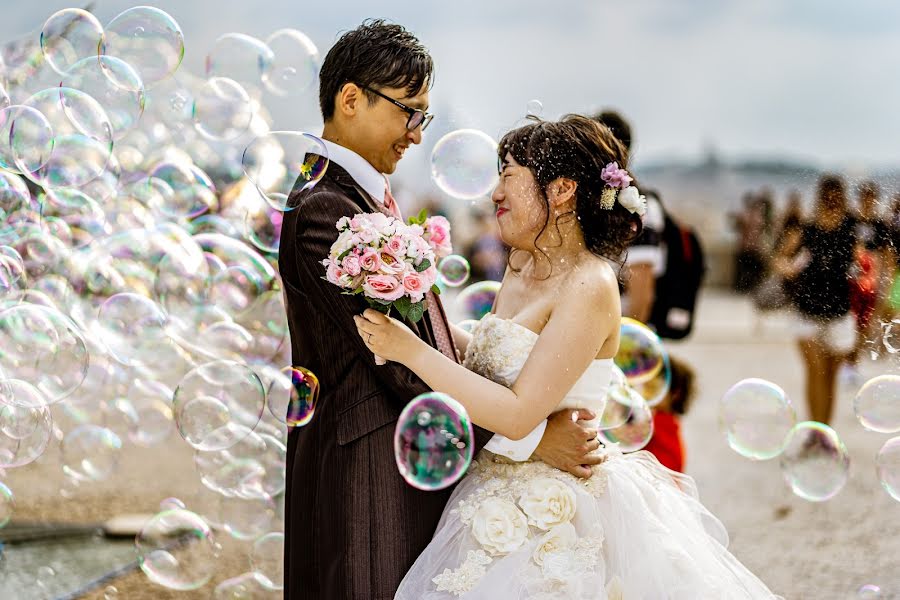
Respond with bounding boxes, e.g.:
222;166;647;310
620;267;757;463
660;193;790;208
471;497;529;555
532;522;577;566
617;186;647;217
518;477;577;530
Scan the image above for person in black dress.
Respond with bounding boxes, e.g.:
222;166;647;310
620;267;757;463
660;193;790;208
774;174;857;424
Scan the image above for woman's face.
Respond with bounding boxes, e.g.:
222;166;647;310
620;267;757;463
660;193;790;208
491;153;547;249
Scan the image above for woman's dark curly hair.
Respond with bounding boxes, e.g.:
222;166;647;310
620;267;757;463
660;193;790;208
497;114;642;275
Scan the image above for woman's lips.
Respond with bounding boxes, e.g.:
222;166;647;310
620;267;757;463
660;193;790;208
496;207;509;217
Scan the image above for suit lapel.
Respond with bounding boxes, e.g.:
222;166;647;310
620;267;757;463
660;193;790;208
326;163;383;215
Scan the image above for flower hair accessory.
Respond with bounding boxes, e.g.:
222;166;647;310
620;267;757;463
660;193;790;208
599;161;646;217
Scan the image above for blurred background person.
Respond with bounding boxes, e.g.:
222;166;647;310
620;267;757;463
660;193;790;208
730;191;773;294
592;110;665;324
774;174;858;424
643;355;696;473
464;206;508;283
753;189;806;313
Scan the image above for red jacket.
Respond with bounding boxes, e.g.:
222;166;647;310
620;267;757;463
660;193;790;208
644;411;685;473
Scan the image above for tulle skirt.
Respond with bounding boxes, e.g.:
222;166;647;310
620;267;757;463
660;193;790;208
396;448;782;600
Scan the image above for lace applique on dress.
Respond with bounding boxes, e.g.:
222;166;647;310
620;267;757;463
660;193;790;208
432;550;493;595
463;314;538;387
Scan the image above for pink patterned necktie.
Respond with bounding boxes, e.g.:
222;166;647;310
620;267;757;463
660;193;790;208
383;181;402;219
381;180;457;364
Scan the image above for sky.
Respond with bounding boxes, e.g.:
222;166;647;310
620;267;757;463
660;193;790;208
3;0;900;171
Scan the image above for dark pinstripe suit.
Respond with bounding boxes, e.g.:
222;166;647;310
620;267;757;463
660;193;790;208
279;163;492;599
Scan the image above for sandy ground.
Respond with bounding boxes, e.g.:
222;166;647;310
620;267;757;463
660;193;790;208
2;290;900;599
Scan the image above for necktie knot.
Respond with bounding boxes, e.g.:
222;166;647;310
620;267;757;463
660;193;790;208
383;179;402;219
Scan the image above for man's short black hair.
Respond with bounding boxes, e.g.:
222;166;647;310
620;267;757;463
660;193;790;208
592;110;633;151
318;19;434;121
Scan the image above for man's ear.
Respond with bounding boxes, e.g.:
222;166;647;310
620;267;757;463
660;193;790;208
337;83;362;117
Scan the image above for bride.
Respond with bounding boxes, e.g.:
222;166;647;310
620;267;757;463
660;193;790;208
355;115;780;599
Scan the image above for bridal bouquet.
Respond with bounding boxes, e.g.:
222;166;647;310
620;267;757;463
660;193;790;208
322;210;451;360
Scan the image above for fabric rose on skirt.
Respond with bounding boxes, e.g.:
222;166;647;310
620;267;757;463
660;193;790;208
471;497;529;555
518;477;577;530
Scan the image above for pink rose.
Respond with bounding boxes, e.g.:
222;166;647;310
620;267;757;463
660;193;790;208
363;274;405;302
359;248;383;272
386;235;407;256
419;264;438;289
425;216;450;246
378;250;406;275
325;260;345;287
401;270;427;303
342;254;361;276
355;228;377;245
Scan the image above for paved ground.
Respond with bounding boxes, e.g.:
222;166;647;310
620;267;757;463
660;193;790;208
1;290;899;598
668;290;899;599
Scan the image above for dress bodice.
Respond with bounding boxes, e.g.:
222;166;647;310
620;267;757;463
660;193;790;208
463;313;614;423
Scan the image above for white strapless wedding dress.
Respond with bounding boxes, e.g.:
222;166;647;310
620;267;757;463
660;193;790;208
395;314;781;600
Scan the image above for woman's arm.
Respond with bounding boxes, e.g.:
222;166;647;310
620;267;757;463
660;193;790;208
449;323;473;359
771;228;803;278
356;264;620;440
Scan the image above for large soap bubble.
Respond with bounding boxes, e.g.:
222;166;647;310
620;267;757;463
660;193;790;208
720;378;796;460
173;359;265;451
103;6;184;87
394;392;474;491
430;129;499;200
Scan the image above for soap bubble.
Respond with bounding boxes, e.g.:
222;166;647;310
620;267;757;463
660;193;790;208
0;303;89;403
173;360;265;451
266;366;319;427
614;318;667;385
250;532;284;589
60;55;145;140
438;255;471;287
214;572;277;599
0;481;13;528
21;87;113;189
0;381;53;468
103;6;184;87
193;77;253;142
241;131;329;211
720;378;796;460
394;392;474;491
61;424;122;482
136;508;217;590
96;293;168;367
853;375;900;433
40;8;105;75
263;29;319;97
875;436;900;502
0;105;55;176
430;129;499;200
455;280;501;321
599;386;654;452
779;421;850;502
205;33;273;97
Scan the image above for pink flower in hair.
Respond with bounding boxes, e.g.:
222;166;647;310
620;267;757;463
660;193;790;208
600;162;632;189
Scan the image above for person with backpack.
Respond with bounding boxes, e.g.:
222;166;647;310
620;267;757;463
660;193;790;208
593;110;705;339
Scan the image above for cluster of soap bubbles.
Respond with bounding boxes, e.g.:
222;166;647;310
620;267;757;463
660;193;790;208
719;378;850;501
0;4;326;593
599;319;670;452
719;369;900;504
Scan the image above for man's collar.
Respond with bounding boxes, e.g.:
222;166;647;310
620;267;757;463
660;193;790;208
321;139;386;205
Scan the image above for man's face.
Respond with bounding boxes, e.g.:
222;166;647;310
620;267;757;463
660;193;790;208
351;84;429;174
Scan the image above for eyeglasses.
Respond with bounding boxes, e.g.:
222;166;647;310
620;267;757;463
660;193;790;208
359;85;434;132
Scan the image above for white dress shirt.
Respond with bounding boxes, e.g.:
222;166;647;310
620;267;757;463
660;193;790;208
321;138;544;462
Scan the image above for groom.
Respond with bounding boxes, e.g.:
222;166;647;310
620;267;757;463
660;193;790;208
279;20;604;599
